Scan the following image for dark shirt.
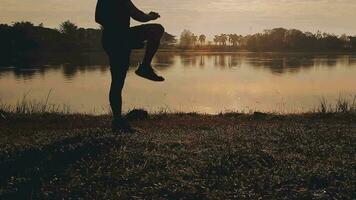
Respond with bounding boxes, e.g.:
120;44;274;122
95;0;150;30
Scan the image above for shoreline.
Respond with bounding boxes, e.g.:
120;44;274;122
1;50;354;68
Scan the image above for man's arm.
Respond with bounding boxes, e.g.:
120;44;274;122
127;0;159;22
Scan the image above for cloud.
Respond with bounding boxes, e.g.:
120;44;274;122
0;0;355;35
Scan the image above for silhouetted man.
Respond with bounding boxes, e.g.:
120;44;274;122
95;0;165;133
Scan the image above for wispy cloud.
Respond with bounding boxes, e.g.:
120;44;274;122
0;0;355;35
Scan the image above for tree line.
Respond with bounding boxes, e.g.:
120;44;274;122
0;21;176;57
1;21;355;59
179;28;356;51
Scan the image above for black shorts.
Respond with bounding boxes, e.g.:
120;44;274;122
102;24;163;68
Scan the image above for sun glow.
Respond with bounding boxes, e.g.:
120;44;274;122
0;0;356;36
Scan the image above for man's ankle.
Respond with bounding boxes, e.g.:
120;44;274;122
113;116;124;123
140;63;151;68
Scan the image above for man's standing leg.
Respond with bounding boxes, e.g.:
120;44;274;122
107;50;135;133
109;56;127;121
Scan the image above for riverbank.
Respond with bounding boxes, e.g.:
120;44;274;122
0;111;355;199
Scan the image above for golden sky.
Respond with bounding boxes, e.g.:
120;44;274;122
1;0;355;36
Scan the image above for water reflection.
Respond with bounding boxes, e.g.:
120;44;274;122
154;52;175;69
1;52;355;114
0;52;109;80
2;52;355;80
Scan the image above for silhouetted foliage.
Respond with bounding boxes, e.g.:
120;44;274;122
59;20;78;35
179;30;195;48
0;21;176;65
0;21;101;56
1;21;355;66
178;28;356;52
160;32;177;48
244;28;356;51
199;34;206;45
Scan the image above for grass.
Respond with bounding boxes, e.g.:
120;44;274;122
1;94;356;116
0;98;355;199
316;95;356;114
0;91;71;115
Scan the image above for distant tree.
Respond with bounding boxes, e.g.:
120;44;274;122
12;21;35;29
59;20;80;50
349;36;356;50
338;34;350;49
315;30;323;40
228;34;242;47
199;34;206;45
213;35;220;45
265;28;288;50
0;24;13;60
161;32;177;47
76;28;102;51
192;34;198;46
320;33;343;50
59;20;78;35
228;34;235;46
1;21;355;60
11;21;38;51
284;29;305;50
220;34;228;46
180;30;194;48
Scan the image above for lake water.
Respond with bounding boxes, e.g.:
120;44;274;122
1;52;355;114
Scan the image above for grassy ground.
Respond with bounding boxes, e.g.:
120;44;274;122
0;111;355;199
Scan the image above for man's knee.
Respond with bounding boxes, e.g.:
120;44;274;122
157;24;165;34
108;53;130;70
152;24;165;36
110;64;129;87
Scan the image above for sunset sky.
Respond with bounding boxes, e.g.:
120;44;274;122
1;0;355;37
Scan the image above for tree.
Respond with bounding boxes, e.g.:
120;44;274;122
59;20;80;50
1;21;355;56
180;30;194;48
199;34;206;45
265;28;288;50
11;21;38;51
0;24;13;60
213;35;220;45
284;29;305;50
13;21;35;29
192;34;198;46
349;36;356;50
220;34;228;46
161;32;177;47
59;20;78;35
228;34;242;47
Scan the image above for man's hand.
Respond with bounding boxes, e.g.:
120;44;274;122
148;12;160;20
128;0;161;23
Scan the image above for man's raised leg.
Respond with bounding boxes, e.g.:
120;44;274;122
130;24;165;82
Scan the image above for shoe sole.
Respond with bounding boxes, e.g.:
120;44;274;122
135;70;165;82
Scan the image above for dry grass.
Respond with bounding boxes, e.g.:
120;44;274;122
0;111;355;199
316;95;356;114
0;91;71;115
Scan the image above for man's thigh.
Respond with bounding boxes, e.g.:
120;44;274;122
129;24;163;45
106;49;131;73
129;24;153;42
102;29;131;77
